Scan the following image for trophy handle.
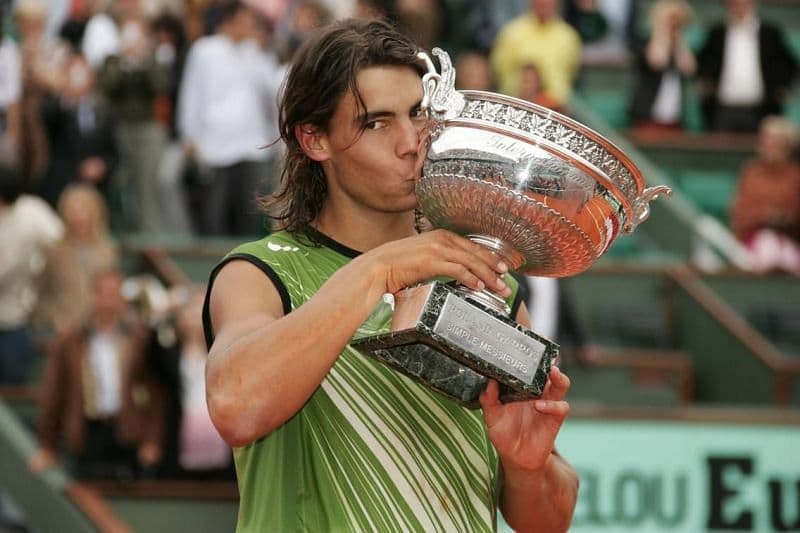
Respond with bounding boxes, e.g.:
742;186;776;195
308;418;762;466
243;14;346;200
627;185;672;232
417;48;466;123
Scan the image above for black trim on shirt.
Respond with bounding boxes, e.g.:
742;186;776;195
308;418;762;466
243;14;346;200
509;280;524;319
202;253;292;351
303;226;362;258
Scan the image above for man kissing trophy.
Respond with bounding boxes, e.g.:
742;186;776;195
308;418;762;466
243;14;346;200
352;48;671;406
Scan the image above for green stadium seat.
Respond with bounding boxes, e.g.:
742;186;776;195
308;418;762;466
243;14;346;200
748;305;800;358
575;90;630;130
677;171;737;223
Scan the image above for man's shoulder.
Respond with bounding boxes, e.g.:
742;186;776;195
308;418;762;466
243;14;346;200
225;231;317;264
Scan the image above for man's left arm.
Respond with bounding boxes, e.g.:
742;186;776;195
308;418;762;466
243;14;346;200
479;303;579;532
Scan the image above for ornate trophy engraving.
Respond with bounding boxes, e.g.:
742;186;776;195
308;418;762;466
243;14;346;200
351;49;671;408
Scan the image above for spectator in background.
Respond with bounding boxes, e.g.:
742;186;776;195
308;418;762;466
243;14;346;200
564;0;607;45
354;0;396;20
0;4;21;166
149;286;232;480
151;11;193;234
15;0;71;187
490;0;581;107
0;164;63;384
58;0;95;52
34;184;119;340
82;0;121;70
518;62;561;111
30;269;165;480
38;52;118;208
454;49;495;91
628;0;696;132
394;0;443;52
698;0;798;133
97;0;170;233
730;116;800;275
274;0;331;63
178;1;282;237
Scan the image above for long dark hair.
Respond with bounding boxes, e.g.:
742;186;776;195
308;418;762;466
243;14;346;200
263;18;423;240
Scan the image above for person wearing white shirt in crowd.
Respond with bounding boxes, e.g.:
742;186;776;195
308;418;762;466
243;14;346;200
698;0;798;132
178;1;283;237
82;0;121;71
0;164;63;384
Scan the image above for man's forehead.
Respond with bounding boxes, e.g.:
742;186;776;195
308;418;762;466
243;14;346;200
351;65;423;109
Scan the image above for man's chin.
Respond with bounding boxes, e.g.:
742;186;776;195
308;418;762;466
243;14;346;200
389;194;418;213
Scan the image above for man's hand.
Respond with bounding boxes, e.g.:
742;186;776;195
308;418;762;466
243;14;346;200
479;366;571;472
361;229;512;299
481;367;577;532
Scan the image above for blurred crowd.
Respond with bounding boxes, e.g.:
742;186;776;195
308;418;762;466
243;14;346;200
0;0;797;485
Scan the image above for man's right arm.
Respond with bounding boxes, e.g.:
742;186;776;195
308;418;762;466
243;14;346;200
206;230;512;447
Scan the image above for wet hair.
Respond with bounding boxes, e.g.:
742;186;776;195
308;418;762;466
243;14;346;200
263;18;423;240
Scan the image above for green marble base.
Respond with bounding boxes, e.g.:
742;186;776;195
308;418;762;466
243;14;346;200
351;281;558;408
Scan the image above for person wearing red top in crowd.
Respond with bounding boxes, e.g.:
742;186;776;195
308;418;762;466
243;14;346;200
730;115;800;274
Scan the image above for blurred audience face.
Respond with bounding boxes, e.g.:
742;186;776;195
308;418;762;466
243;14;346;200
91;271;126;320
63;54;95;100
58;184;108;243
14;1;47;44
294;1;325;33
518;64;544;102
725;0;755;22
757;117;799;165
455;52;493;91
114;0;142;21
650;0;693;37
225;6;259;42
529;0;559;21
356;0;390;19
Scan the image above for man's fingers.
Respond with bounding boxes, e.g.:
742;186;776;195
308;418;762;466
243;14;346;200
534;399;570;418
479;379;500;410
541;366;570;401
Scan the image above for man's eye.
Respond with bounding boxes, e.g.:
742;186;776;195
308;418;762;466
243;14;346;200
366;120;386;130
411;108;426;119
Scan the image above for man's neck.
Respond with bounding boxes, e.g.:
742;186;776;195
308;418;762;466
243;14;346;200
314;206;417;253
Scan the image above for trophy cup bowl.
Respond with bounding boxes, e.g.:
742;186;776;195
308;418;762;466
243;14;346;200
351;49;671;407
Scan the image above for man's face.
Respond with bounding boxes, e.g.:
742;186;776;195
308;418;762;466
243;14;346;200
316;66;427;216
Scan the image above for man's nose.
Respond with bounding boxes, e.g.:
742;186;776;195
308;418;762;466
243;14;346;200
396;118;422;156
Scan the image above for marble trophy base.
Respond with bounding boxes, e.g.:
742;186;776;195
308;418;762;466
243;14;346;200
350;281;557;408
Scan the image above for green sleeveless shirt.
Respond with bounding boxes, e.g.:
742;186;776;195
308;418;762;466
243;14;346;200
203;230;522;532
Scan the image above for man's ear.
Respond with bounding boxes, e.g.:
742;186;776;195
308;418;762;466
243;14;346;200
295;124;329;162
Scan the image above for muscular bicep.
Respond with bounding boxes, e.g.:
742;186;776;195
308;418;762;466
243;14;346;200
207;259;287;359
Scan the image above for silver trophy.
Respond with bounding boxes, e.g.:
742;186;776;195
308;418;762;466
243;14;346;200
351;49;671;407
